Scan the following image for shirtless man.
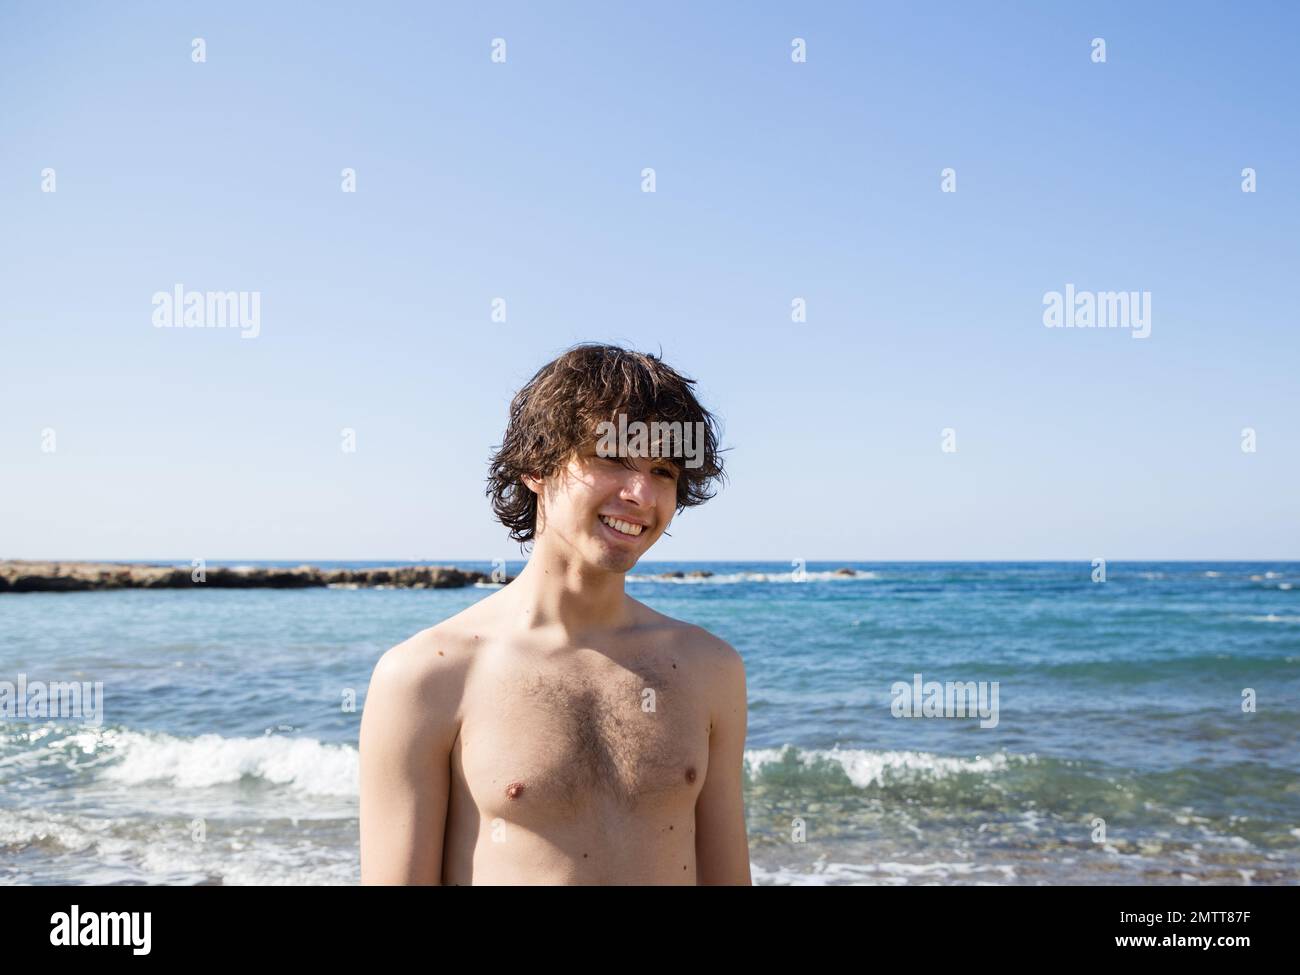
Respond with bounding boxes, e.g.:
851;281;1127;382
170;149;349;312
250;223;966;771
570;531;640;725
359;344;751;885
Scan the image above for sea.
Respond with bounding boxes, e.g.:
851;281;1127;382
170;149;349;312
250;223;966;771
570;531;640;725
2;561;1297;885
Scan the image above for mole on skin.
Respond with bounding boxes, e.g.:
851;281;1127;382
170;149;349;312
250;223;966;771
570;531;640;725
505;781;526;799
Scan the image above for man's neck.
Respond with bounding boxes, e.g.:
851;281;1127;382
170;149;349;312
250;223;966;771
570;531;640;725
506;547;633;640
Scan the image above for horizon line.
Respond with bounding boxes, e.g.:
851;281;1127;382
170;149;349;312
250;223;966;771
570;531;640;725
5;557;1299;565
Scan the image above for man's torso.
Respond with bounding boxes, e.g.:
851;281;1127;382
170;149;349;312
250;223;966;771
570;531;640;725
433;598;717;884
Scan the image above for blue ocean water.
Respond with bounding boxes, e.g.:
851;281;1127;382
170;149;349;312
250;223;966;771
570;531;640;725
2;561;1297;885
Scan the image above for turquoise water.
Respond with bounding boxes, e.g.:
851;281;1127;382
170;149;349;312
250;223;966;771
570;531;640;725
2;561;1297;885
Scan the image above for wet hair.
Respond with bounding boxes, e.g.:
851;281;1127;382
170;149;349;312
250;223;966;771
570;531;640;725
486;343;727;545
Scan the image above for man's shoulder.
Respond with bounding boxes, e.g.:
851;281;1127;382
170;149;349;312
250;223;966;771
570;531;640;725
689;626;745;692
632;600;743;670
682;622;742;666
360;619;472;760
370;616;477;705
643;615;746;729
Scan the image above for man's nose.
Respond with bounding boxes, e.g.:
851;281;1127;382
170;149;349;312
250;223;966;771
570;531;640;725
618;468;656;505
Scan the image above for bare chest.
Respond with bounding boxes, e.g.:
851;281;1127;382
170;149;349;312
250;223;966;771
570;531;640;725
455;651;710;816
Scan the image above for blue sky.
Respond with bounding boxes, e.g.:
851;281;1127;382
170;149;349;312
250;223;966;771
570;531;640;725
2;1;1297;561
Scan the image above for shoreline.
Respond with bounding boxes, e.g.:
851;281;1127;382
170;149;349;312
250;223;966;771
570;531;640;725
0;560;496;592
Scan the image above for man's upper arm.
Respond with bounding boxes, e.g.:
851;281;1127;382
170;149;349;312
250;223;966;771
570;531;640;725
694;636;752;885
359;633;460;885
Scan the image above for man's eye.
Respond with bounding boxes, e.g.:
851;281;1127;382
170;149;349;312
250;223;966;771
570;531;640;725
595;453;674;478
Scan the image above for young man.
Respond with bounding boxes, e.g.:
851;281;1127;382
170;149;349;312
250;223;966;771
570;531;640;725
359;344;751;885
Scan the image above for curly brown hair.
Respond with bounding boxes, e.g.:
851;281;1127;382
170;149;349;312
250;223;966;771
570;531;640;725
486;343;727;545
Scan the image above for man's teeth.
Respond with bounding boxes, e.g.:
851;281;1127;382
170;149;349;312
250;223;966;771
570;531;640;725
600;515;644;537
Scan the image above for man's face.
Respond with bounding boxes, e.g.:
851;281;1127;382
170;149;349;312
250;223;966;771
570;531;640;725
528;443;680;571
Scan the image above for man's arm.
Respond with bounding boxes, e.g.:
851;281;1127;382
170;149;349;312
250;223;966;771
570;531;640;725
359;632;459;885
694;637;752;885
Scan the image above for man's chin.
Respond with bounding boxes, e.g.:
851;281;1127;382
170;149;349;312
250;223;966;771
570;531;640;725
599;551;638;572
588;540;639;572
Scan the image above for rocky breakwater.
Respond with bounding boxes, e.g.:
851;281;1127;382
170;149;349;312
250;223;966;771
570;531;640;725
0;561;496;593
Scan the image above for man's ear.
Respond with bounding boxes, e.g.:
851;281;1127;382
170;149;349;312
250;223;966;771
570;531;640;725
521;472;542;495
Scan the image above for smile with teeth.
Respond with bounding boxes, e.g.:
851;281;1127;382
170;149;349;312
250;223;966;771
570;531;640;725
599;515;644;538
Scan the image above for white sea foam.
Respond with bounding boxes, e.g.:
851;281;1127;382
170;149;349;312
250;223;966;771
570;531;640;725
0;808;129;855
750;858;1017;886
0;808;354;884
626;569;877;584
87;730;358;796
743;745;1027;788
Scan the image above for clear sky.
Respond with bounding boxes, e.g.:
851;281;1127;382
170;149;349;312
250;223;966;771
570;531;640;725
2;1;1297;561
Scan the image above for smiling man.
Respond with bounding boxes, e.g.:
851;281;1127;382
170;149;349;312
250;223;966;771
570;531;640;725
359;343;751;885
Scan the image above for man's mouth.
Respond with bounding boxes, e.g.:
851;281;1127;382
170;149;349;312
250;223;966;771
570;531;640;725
598;514;645;539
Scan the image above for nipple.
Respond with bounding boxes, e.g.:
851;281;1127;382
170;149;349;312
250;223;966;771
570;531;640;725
685;767;697;784
505;781;526;800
